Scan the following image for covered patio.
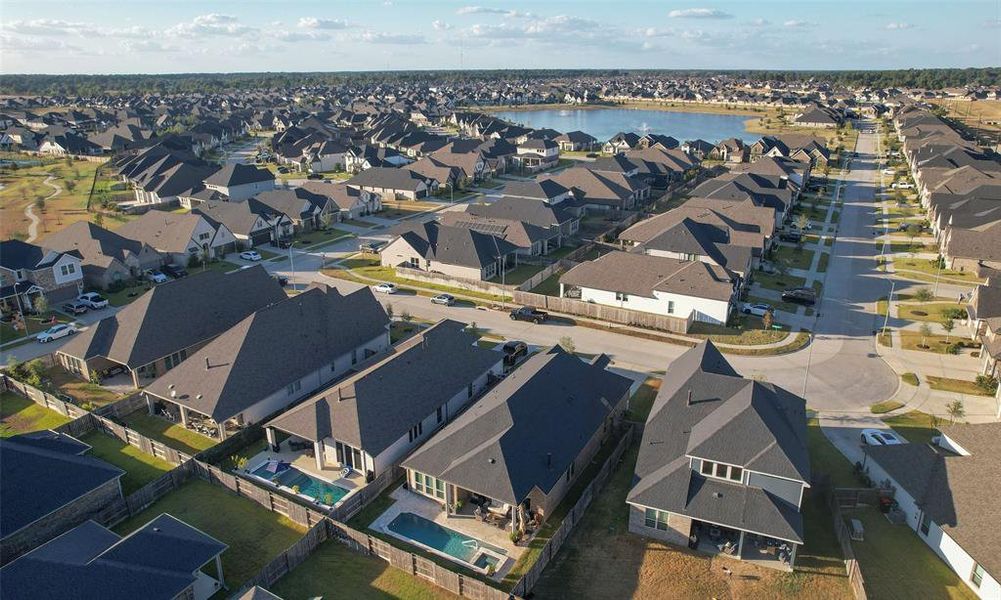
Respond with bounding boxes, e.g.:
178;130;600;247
146;393;238;441
690;519;797;571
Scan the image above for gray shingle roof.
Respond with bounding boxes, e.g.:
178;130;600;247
115;211;214;254
389;221;520;270
267;319;501;456
627;341;810;543
204;163;274;187
560;250;735;302
403;347;631;506
145;284;389;422
59;266;286;369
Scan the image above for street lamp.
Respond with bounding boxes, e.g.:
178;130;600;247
288;241;297;291
882;279;895;336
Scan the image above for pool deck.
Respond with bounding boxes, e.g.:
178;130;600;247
246;443;367;505
370;486;525;580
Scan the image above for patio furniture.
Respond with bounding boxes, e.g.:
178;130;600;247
849;518;864;541
339;466;352;479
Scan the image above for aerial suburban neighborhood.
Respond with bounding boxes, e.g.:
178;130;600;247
0;2;999;600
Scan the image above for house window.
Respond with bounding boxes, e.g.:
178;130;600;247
198;232;211;241
436;406;443;424
616;292;629;302
699;460;743;482
164;349;187;371
667;301;676;314
413;472;445;500
286;380;302;396
971;563;985;588
920;512;931;536
644;508;669;531
700;460;714;476
408;422;423;443
60;263;76;276
729;467;743;482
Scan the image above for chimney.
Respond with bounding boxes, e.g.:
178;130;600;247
687;389;693;406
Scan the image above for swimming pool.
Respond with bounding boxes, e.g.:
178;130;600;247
386;512;506;574
250;461;350;507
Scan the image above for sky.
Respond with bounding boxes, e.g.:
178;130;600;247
1;1;999;74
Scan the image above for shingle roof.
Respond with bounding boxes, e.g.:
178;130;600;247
268;320;501;455
1;434;124;538
145;284;389;422
41;221;152;270
627;341;810;543
0;514;226;600
58;266;286;369
204;163;275;187
347;166;432;191
560;250;734;302
389;221;520;270
115;211;213;254
500;179;570;202
0;239;76;271
403;347;631;506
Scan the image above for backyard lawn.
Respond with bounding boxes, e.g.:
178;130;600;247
499;263;545;286
532;440;854;600
121;410;217;455
0;391;71;437
115;479;305;591
530;273;561;296
43;366;125;407
772;246;816;271
625;377;661;422
844;507;978;600
752;271;807;292
79;430;175;495
270;539;456;600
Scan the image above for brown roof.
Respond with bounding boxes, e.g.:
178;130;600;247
560;250;734;301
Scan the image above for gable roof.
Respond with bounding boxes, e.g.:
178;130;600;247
560;250;734;302
41;221;153;270
115;211;215;254
58;266;285;369
347;166;432;191
204;163;274;187
268;320;500;455
0;434;123;539
389;221;519;269
627;341;810;543
144;284;389;422
1;514;226;600
0;239;78;272
403;347;631;505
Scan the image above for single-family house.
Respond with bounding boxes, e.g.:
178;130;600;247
346;167;437;201
202;164;275;202
0;240;84;315
193;200;293;250
554;131;598;152
115;211;237;266
40;221;165;290
380;221;520;282
603;132;641;154
512;139;560;173
627;341;811;571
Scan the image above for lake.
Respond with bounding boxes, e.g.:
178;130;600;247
490;108;755;144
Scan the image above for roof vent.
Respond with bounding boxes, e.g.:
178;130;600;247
713;492;723;499
546;453;552;468
170;390;176;399
152;527;161;533
488;458;496;464
196;394;203;400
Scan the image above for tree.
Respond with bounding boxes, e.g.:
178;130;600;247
33;295;48;316
65;179;76;193
385;303;394;321
93;212;104;228
558;336;575;354
906;225;920;250
941;317;955;342
762;310;774;331
914;287;934;302
919;323;933;348
946;399;966;424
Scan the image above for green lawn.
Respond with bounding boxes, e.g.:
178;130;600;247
689;316;789;346
753;271;807;292
902;372;920;386
807;418;858;488
817;252;831;273
747;294;800;314
43;366;124;408
324;259;511;303
899;331;971;355
870;400;905;414
896;302;966;323
625;377;661;422
883;410;942;445
0;311;73;345
115;479;306;591
498;263;545;286
102;282;151;307
844;506;978;600
894;258;984;283
0;391;71;437
270;539;456;600
79;430;175;495
773;246;816;271
347;481;403;531
530;273;561;296
121;411;217;455
292;228;354;249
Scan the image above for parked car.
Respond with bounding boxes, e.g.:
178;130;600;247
510;306;548;324
306;173;323;180
891;182;914;189
240;250;262;262
145;269;168;283
36;323;77;343
881;168;895;175
781;288;816;306
61;300;88;315
77;292;109;310
779;230;802;243
860;429;903;446
273;274;289;287
373;282;397;294
501;340;529;366
431;293;455;306
741;303;773;317
162;264;188;278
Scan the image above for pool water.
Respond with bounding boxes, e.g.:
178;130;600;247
250;463;350;506
387;512;506;568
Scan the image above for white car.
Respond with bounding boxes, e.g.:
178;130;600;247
741;302;773;317
146;270;168;283
891;182;914;189
239;250;262;262
36;323;77;343
860;429;903;446
881;168;895;175
373;282;397;294
77;292;109;310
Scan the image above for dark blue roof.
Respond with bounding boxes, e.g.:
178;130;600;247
0;436;124;538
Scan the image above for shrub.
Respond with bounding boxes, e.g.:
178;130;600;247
976;375;999;394
946;342;962;355
941;307;966;320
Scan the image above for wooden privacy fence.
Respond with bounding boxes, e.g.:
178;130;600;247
1;374;90;421
834;487;893;509
235;518;332;596
328;466;401;523
510;427;633;596
512;291;694;334
94;460;197;528
826;490;869;600
93;413;194;467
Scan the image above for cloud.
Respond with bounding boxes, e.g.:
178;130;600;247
783;20;815;28
750;18;769;27
456;6;534;18
166;14;255;38
358;31;426;44
668;8;732;19
298;17;347;30
885;22;913;30
0;33;82;52
120;39;179;53
432;20;452;31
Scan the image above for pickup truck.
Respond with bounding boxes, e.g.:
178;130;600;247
510;306;548;324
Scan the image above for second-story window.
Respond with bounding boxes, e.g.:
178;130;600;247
699;460;743;482
286;380;301;396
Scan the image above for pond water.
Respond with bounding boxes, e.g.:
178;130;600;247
491;107;755;144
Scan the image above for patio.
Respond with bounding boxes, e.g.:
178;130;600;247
242;437;367;507
369;485;527;580
691;520;795;571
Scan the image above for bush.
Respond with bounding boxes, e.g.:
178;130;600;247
941;307;966;320
976;375;999;394
946;342;962;355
